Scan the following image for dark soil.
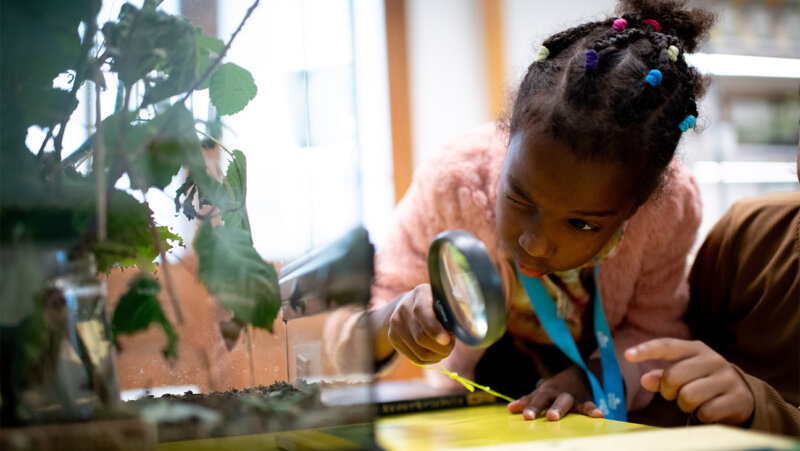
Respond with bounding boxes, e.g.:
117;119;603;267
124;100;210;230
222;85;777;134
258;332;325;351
126;381;375;444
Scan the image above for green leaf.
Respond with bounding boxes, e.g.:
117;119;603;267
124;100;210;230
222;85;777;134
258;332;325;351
0;164;95;244
135;104;201;190
0;247;46;326
101;105;200;191
195;27;224;55
1;142;50;210
209;63;257;116
0;0;98;153
221;150;251;234
112;276;178;359
99;110;140;184
194;221;280;330
194;55;216;91
103;2;197;103
20;87;80;130
172;142;232;221
194;28;224;90
85;190;181;273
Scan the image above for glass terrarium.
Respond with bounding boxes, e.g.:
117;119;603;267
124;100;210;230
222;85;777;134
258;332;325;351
115;227;377;448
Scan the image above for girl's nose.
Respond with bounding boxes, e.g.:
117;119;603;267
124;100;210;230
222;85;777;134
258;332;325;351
519;229;554;258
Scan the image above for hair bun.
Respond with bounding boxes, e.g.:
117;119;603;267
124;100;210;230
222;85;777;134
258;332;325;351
615;0;716;52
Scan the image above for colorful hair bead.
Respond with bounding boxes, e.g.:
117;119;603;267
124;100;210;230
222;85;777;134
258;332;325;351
667;45;679;62
535;45;550;62
613;18;627;31
641;19;661;32
678;115;696;132
585;49;599;69
645;69;662;86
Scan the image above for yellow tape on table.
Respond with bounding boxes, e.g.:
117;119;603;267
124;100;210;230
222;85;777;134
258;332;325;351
413;362;515;402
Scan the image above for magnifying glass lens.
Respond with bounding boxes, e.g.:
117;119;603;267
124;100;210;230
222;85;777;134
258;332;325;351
438;242;488;339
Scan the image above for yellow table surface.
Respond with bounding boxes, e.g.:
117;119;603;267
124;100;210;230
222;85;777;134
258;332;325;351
376;404;800;451
376;403;651;450
157;403;800;450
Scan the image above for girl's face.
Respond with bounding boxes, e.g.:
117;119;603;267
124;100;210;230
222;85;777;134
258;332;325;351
496;129;639;277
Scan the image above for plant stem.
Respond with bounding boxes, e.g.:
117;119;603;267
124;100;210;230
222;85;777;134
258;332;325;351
187;0;260;103
95;74;107;242
36;127;55;159
144;205;185;325
246;325;255;387
195;129;234;157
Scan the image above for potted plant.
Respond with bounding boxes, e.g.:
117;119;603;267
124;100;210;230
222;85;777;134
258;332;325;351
0;0;283;428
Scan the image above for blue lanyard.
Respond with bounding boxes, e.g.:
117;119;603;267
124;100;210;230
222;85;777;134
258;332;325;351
518;266;627;421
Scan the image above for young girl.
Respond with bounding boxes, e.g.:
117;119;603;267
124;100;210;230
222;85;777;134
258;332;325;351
325;0;713;422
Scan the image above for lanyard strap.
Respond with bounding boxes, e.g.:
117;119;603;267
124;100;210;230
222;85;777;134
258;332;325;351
518;266;627;421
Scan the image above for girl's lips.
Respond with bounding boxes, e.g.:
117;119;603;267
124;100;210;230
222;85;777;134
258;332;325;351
517;263;545;278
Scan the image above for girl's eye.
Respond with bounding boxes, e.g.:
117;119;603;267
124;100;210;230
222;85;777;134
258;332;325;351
505;194;526;207
569;219;599;232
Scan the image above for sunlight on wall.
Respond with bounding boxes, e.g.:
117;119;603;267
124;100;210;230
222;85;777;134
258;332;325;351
218;0;394;264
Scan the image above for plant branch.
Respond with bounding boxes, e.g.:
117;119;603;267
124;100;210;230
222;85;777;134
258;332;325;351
157;0;260;136
36;127;55;159
53;26;100;163
144;203;185;325
195;129;233;157
246;325;255;387
185;0;260;104
40;10;98;162
60;134;96;169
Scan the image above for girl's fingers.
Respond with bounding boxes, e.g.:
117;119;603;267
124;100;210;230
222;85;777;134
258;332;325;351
507;393;534;414
408;284;452;347
658;355;713;401
574;400;604;418
545;392;574;421
391;332;444;364
406;315;453;355
695;391;754;426
675;375;724;414
625;338;702;363
522;390;558;420
640;369;663;392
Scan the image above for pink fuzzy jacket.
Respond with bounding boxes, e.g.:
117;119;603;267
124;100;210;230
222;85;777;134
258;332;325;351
326;122;702;411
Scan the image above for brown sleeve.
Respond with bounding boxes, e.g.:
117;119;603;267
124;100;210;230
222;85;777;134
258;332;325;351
687;204;736;347
732;365;800;436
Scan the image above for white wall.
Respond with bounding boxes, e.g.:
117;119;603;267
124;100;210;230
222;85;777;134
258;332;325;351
405;0;618;167
406;0;489;166
502;0;616;86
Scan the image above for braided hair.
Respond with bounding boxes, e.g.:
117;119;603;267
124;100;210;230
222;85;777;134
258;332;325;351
508;0;716;204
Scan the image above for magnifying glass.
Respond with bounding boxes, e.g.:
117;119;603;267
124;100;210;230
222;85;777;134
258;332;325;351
427;230;506;348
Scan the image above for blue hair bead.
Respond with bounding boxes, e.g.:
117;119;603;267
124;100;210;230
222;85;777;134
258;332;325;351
585;49;599;69
678;115;697;132
645;69;662;86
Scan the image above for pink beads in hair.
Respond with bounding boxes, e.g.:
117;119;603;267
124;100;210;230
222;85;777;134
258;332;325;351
613;18;627;31
641;19;661;32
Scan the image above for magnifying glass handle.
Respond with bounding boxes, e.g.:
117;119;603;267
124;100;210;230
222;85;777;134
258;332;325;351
432;297;456;335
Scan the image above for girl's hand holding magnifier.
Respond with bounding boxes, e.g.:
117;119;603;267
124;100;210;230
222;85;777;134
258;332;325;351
385;283;454;365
